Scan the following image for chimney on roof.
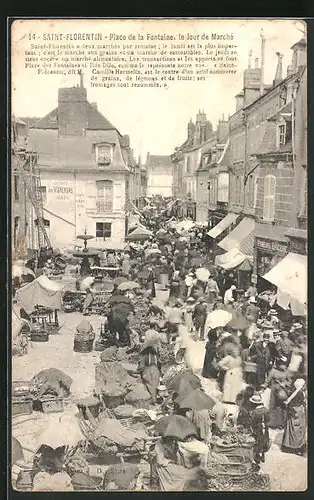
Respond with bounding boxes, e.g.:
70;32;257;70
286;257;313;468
217;116;229;142
291;38;307;72
255;58;259;69
273;52;283;87
286;65;293;77
78;69;84;88
91;102;98;110
58;84;87;136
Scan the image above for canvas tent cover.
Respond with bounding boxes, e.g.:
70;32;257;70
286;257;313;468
15;275;63;313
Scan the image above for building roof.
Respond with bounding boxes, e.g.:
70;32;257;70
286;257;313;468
12;117;26;125
291;37;306;50
30;101;116;131
27;129;130;172
267;102;292;122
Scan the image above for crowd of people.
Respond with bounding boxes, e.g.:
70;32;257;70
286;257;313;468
12;199;307;491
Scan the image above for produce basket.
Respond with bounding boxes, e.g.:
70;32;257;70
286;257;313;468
74;332;95;353
46;322;61;335
30;331;49;342
101;393;125;409
77;396;102;420
39;395;64;413
15;470;34;491
12;396;33;416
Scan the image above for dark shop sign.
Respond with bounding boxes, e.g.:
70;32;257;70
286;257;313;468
256;237;288;254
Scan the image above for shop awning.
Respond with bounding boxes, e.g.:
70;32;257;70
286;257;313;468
207;213;239;239
263;253;307;315
215;248;253;270
218;217;255;254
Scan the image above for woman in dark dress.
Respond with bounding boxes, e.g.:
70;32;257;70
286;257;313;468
249;394;270;470
202;328;219;379
282;379;306;456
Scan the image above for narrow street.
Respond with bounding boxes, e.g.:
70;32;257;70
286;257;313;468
12;310;307;492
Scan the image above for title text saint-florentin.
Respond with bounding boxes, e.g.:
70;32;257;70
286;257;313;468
41;33;234;42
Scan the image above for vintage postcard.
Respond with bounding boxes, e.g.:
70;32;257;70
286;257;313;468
10;18;307;492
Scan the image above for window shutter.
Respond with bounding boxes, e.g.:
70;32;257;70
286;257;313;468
85;180;96;210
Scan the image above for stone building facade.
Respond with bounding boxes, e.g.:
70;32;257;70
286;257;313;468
27;81;134;250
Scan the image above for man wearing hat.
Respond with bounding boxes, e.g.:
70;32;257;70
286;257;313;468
268;309;279;327
276;331;294;364
249;332;277;388
250;393;270;470
245;296;260;323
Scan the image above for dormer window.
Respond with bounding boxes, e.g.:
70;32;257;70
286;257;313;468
278;124;286;147
95;143;114;165
276;116;292;149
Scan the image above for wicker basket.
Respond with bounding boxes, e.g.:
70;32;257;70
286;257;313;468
12;396;33;416
125;399;151;410
30;331;49;342
77;397;101;420
46;323;61;335
74;338;94;353
101;393;125;409
39;395;64;413
16;470;33;491
212;443;254;463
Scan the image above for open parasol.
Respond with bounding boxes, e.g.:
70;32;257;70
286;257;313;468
154;415;198;440
206;309;233;329
113;276;128;286
125;226;153;242
176;388;216;411
175;220;195;232
36;415;85;450
195;267;211;282
145;248;162;258
117;281;140;291
12;263;35;278
167;370;201;393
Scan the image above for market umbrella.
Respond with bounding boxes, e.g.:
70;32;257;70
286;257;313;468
125;226;153;242
113;277;128;286
195;267;211;282
227;312;250;331
80;276;95;291
12;263;35;278
145;248;162;258
154;415;198;440
167;370;201;392
175;220;195;232
206;309;233;329
156;229;168;236
36;414;85;450
117;281;140;291
176;388;216;411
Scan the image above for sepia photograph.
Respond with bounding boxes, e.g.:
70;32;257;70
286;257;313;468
10;18;307;492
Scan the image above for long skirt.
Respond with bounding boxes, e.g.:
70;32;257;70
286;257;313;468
141;365;160;402
202;344;217;379
268;387;286;429
282;404;306;452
